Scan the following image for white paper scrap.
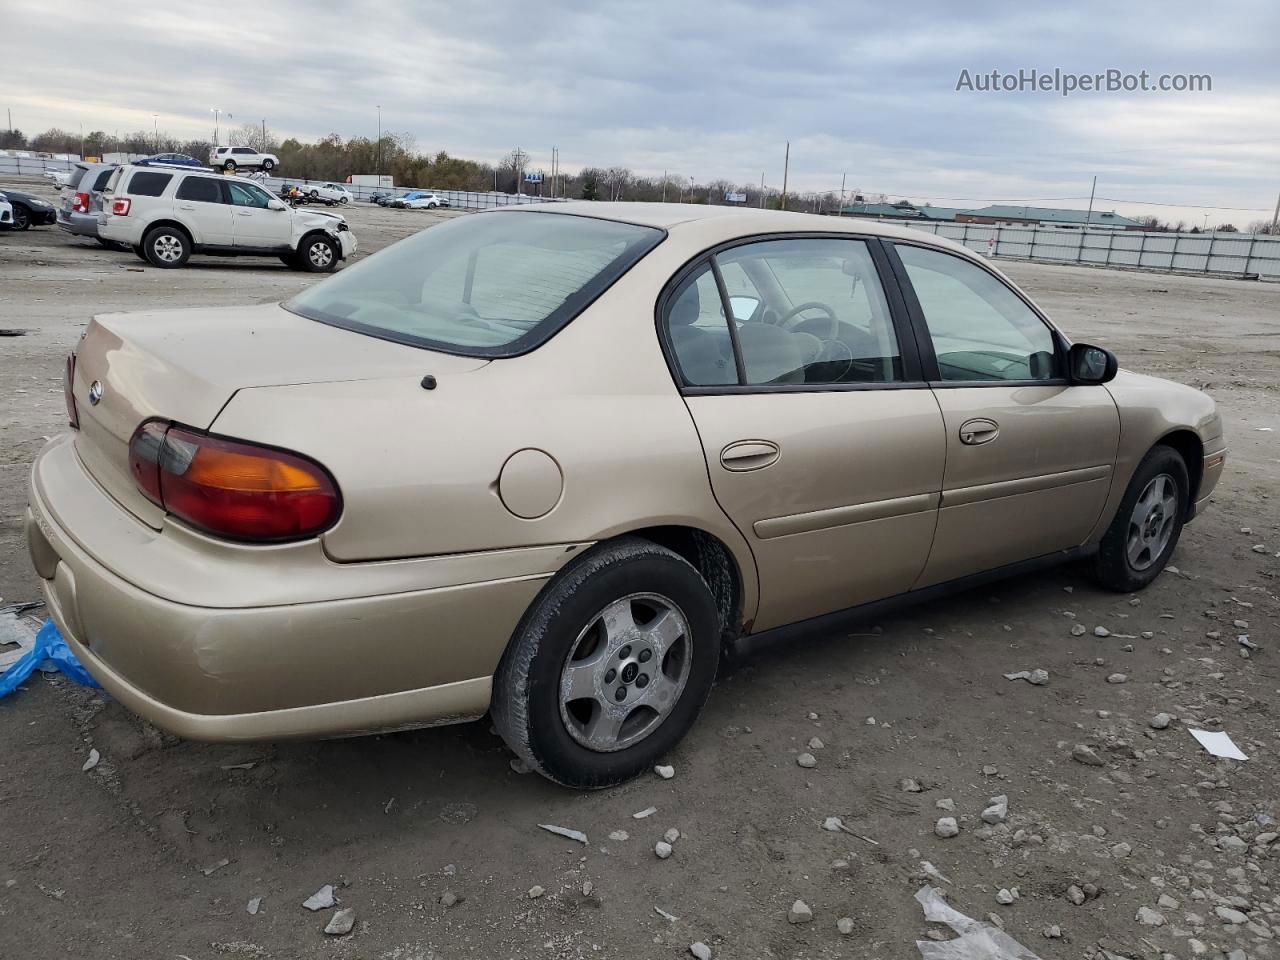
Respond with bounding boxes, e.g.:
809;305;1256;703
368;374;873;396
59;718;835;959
1188;729;1248;761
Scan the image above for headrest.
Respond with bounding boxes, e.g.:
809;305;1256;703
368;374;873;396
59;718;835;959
670;281;701;326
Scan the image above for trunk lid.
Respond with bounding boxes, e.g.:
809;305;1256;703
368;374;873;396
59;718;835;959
71;303;488;527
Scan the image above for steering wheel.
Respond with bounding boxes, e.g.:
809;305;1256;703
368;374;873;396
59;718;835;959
777;301;839;340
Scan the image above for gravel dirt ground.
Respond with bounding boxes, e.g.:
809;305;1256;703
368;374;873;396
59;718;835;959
1;175;1277;960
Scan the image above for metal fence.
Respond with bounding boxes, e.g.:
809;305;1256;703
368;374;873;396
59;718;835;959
0;155;564;212
867;217;1280;281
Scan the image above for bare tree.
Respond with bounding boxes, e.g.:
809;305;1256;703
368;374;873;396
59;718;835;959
229;121;277;152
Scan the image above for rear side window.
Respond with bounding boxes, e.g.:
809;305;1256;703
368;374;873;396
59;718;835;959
128;171;173;197
176;177;224;203
286;212;664;357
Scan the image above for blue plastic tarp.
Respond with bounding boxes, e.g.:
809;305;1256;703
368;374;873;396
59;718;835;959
0;618;100;698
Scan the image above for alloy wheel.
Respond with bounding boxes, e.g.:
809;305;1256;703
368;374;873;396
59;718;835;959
153;235;184;263
558;593;692;753
1126;472;1178;571
307;241;333;268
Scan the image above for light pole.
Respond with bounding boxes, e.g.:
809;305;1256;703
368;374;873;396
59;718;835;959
153;115;159;152
211;108;221;148
376;105;381;182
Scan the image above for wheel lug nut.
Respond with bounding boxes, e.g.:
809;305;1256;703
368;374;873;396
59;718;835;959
614;686;627;702
604;668;617;684
619;645;632;659
638;649;652;663
635;673;650;689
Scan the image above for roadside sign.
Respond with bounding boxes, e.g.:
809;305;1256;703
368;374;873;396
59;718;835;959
725;191;747;203
524;171;544;183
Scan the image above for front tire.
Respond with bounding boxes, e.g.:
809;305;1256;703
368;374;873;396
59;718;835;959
142;226;191;268
493;537;720;789
11;204;31;230
262;159;275;171
1094;445;1189;592
223;160;237;172
297;233;337;272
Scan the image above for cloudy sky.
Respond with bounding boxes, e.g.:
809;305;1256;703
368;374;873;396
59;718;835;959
7;0;1279;226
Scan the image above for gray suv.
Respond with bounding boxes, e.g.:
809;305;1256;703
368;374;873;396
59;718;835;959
57;163;123;248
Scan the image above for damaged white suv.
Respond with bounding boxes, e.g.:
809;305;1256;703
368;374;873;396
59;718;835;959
99;166;356;271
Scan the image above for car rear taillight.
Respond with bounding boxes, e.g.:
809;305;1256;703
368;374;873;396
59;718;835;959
111;198;131;216
73;192;90;213
63;354;79;429
127;422;341;542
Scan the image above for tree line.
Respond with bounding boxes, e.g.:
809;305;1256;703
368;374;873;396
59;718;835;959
5;124;1271;230
1;123;847;209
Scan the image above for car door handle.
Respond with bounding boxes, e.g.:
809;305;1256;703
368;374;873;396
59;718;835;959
958;418;1000;445
177;204;195;210
720;440;780;472
236;210;254;216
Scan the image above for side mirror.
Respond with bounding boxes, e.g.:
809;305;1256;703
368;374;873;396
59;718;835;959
267;198;287;211
1068;342;1118;384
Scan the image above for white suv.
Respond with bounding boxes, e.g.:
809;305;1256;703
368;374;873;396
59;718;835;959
210;146;280;172
98;166;356;272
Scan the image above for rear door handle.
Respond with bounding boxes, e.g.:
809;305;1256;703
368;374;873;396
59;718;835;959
721;440;780;471
177;204;195;210
959;418;1000;445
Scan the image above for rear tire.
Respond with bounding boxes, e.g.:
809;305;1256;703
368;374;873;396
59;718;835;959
223;160;237;172
142;226;191;268
492;537;720;789
1094;445;1189;592
297;233;337;272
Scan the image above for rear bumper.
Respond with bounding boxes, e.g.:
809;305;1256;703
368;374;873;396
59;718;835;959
57;210;99;238
26;434;569;741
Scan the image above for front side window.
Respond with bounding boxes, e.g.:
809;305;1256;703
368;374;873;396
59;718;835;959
128;171;172;197
226;182;271;208
664;237;902;387
896;245;1058;382
286;212;663;356
176;176;224;204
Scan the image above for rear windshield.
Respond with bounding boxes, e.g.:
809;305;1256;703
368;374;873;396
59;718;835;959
285;211;664;357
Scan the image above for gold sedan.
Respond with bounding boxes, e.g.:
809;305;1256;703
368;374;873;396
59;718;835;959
27;203;1225;788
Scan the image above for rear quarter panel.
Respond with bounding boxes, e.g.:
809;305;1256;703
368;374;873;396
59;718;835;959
209;239;761;619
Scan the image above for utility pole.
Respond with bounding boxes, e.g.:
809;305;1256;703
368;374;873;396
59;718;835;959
376;105;381;182
780;141;790;211
1270;190;1280;233
512;147;527;195
662;170;667;202
1084;175;1097;227
759;172;765;208
837;172;846;216
80;122;85;160
211;108;221;148
153;115;159;152
261;118;267;151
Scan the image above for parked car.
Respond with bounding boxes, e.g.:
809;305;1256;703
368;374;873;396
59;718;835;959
0;196;12;228
375;193;400;206
44;169;74;190
0;189;58;230
300;183;353;205
134;153;205;169
29;203;1224;789
369;191;394;204
398;191;449;209
209;146;279;172
98;165;355;271
56;162;124;248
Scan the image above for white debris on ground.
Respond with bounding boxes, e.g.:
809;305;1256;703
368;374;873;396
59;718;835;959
913;886;1042;960
302;885;336;911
